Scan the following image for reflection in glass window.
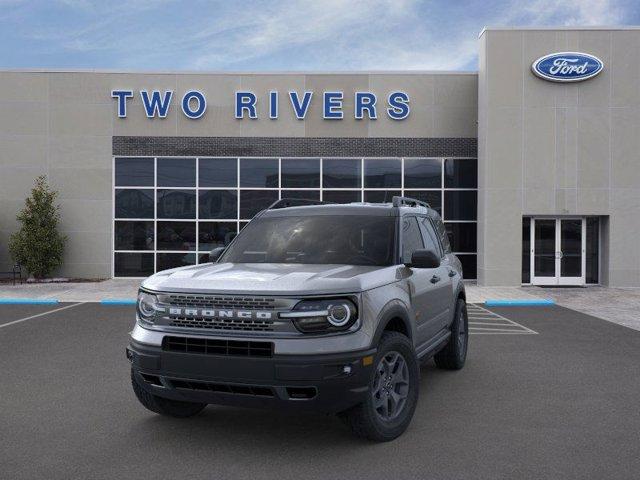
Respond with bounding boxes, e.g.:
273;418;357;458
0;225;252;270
115;189;154;218
157;189;196;219
404;158;441;188
115;158;154;186
323;190;361;204
157;158;196;187
239;190;278;219
199;158;237;187
364;190;401;203
114;252;154;277
444;191;477;221
281;190;320;201
156;221;196;250
199;222;238;251
114;221;154;250
364;159;401;188
157;253;196;272
240;158;278;187
445;222;477;252
323;159;361;188
444;159;477;188
282;159;320;188
199;190;237;219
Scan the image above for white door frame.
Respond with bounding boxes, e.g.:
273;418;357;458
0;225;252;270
530;217;586;286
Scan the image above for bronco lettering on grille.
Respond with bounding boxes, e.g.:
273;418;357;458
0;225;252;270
167;307;272;320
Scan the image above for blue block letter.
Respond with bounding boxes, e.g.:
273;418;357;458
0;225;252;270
269;91;278;119
323;91;343;119
181;90;206;119
355;92;377;119
387;91;410;120
140;90;173;118
111;90;133;118
235;92;257;119
289;91;313;119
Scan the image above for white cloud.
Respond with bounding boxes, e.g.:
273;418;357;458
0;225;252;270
7;0;631;70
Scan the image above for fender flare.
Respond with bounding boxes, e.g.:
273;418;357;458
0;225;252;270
371;300;413;347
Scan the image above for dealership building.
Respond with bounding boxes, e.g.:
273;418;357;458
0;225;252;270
1;26;639;287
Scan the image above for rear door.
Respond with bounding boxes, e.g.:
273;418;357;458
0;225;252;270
401;216;444;346
419;216;454;331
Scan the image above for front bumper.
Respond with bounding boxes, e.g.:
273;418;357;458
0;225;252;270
128;339;376;414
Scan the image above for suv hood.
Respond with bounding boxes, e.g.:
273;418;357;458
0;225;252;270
141;262;399;296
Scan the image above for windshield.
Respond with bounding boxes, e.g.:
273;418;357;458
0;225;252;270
220;215;396;266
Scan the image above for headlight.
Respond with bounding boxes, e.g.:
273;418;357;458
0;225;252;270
280;298;358;333
137;290;159;324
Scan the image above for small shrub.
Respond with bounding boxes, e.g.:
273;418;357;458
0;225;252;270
9;175;67;279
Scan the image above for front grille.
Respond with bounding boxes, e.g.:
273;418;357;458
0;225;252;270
166;295;276;310
168;316;274;332
169;379;274;397
163;336;273;357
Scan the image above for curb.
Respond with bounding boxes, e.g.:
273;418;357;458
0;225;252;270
0;298;59;305
485;299;555;307
100;299;137;305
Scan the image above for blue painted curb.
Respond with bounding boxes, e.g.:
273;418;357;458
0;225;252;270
0;298;59;305
100;299;137;306
485;299;555;307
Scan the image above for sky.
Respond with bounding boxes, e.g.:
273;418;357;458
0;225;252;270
0;0;638;71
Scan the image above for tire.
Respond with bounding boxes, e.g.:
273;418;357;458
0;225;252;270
434;298;468;370
131;369;206;418
340;332;420;442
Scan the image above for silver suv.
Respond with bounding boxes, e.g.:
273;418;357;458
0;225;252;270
127;196;468;441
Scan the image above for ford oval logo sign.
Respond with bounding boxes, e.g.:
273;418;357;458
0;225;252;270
532;52;604;82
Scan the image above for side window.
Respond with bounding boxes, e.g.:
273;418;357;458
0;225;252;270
418;217;442;257
402;217;424;264
431;215;451;254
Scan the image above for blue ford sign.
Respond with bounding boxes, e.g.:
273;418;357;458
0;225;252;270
531;52;603;82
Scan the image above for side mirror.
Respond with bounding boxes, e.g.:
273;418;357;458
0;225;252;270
406;249;440;269
208;246;226;263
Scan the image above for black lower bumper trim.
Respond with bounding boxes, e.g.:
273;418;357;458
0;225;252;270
128;340;375;414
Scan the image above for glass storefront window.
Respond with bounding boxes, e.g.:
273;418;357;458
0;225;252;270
364;159;401;188
115;158;154;186
586;217;599;284
323;159;361;188
282;158;320;188
404;158;441;188
240;158;278;187
522;217;531;283
157;158;196;187
114;156;478;277
199;158;237;187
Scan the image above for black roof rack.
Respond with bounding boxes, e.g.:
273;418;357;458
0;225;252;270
267;198;334;210
391;196;431;209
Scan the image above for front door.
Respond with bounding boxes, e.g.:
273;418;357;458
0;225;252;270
531;218;586;286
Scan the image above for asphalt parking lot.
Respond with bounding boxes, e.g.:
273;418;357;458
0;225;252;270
1;303;639;480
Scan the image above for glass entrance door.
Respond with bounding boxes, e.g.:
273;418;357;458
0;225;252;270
531;218;586;286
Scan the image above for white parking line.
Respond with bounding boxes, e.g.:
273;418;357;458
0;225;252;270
0;303;83;329
468;304;538;335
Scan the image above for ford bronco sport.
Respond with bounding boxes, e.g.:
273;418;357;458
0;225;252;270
127;196;468;441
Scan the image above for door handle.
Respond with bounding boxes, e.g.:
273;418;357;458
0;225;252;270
430;275;441;284
448;270;457;277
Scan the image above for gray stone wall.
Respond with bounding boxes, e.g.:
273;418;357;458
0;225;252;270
0;71;477;278
478;28;640;286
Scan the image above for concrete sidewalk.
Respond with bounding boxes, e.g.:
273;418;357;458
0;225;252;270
1;279;639;331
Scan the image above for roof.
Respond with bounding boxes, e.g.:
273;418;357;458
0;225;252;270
261;201;433;218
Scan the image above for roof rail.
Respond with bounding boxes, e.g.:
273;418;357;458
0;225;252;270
391;196;431;209
267;198;334;210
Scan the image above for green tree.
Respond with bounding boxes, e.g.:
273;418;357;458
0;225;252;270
9;175;66;279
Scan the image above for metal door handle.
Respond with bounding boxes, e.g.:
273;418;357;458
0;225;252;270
448;270;457;277
430;275;441;284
